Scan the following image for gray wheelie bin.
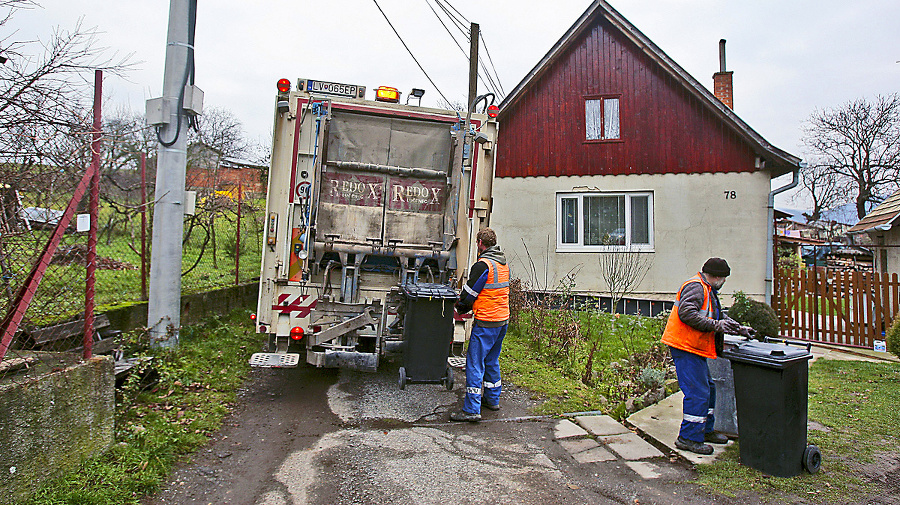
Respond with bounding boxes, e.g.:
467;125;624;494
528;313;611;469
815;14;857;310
708;334;746;437
398;283;457;391
723;339;821;477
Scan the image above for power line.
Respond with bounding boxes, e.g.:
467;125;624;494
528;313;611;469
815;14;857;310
371;0;452;106
429;0;502;98
426;0;467;59
478;32;505;97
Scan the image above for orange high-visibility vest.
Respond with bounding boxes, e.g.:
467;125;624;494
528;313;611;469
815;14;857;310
472;258;510;323
661;274;717;359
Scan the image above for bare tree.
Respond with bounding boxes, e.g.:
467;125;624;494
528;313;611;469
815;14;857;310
598;246;652;313
794;162;847;222
802;94;900;219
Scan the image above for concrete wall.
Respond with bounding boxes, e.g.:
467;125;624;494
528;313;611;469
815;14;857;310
104;281;259;333
490;171;772;306
0;356;114;504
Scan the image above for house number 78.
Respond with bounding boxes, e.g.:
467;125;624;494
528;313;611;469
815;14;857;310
724;191;737;199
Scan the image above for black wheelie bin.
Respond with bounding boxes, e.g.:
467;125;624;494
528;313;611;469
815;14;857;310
398;283;457;391
723;339;821;477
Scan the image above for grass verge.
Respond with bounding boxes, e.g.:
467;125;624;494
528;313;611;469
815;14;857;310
695;359;900;503
26;309;258;505
503;311;670;418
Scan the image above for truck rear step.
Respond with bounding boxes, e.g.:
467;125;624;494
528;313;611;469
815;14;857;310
249;352;301;368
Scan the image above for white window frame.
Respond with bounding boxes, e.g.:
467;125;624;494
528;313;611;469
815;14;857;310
556;191;654;252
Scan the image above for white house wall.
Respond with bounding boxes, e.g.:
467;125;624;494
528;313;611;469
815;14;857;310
491;171;772;307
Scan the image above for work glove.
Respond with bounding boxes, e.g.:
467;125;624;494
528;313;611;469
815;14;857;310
454;300;472;315
715;317;741;335
737;325;758;339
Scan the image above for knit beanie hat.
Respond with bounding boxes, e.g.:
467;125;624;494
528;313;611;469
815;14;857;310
702;257;731;277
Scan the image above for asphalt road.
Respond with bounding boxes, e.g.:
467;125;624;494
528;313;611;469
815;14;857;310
146;355;732;505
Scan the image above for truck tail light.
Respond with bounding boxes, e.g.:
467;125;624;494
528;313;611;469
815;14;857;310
277;78;291;93
250;313;257;321
290;326;304;341
375;86;400;103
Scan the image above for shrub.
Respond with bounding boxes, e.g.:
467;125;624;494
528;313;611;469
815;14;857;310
727;291;780;339
886;315;900;358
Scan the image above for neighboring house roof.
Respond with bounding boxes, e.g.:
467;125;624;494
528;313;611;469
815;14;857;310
498;0;800;177
847;190;900;233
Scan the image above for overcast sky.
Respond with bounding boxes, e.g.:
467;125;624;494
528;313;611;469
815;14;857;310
11;0;900;209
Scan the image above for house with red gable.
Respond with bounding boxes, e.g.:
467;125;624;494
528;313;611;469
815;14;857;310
490;0;801;311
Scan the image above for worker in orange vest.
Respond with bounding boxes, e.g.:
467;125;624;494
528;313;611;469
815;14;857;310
661;257;747;454
450;228;510;422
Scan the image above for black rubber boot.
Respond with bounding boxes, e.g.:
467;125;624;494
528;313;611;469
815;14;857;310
483;403;500;411
704;432;729;444
675;436;713;455
450;411;481;422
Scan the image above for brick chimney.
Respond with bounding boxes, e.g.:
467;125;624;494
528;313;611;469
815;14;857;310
713;39;734;109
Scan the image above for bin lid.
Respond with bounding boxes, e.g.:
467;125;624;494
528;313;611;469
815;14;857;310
722;340;812;369
401;282;459;300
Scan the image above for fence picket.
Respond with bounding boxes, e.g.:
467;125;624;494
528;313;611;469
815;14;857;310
773;266;893;350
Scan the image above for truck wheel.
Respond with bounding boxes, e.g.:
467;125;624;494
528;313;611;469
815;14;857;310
444;367;454;391
803;445;821;474
398;367;407;390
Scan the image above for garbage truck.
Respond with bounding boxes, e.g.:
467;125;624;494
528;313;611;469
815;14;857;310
250;77;498;372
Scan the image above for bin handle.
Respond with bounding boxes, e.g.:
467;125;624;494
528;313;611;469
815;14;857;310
764;336;812;351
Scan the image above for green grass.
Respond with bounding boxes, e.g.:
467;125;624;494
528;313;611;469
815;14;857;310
3;203;264;325
504;310;670;418
695;359;900;503
25;309;258;505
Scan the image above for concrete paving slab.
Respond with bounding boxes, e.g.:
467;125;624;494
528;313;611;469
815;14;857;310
599;432;664;460
628;391;732;464
572;446;617;464
558;438;599;455
574;415;629;436
553;419;588;440
625;461;661;479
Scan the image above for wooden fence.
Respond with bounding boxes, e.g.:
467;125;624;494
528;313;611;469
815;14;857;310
773;268;900;349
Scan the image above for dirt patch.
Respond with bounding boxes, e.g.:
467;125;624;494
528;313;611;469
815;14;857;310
859;452;900;505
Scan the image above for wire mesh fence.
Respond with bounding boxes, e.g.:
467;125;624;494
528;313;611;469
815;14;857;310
0;109;265;384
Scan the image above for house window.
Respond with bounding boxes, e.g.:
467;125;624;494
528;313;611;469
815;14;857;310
557;191;653;251
585;96;620;141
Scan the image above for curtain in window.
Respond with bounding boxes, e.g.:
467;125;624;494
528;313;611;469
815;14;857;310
561;198;578;244
585;99;602;140
603;98;620;139
584;196;625;245
630;195;649;244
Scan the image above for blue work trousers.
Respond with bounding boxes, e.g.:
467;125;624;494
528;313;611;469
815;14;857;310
463;323;507;414
669;346;716;443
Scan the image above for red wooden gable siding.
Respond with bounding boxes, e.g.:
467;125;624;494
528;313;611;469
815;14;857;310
497;16;757;178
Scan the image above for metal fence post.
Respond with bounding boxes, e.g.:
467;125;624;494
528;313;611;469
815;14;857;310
83;69;102;360
235;182;241;285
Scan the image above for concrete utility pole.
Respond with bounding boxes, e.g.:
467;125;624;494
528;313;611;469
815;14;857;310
147;0;197;347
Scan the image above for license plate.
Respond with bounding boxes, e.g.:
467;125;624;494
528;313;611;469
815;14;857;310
302;79;364;98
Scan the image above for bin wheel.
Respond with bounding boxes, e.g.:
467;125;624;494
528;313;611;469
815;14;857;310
399;367;407;390
803;445;821;474
444;367;454;391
